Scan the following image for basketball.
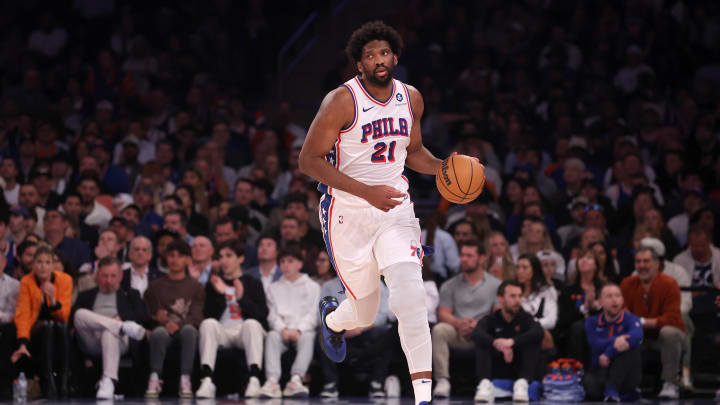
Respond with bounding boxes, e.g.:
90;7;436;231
436;154;486;204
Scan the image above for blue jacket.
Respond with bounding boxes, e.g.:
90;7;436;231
585;309;643;366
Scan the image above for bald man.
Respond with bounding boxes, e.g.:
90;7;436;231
190;236;215;286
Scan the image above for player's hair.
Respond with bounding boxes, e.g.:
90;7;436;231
345;21;403;63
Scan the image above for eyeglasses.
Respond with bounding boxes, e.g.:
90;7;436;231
584;204;603;212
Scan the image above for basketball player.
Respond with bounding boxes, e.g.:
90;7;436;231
300;21;476;405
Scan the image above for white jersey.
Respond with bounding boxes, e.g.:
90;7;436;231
319;76;415;206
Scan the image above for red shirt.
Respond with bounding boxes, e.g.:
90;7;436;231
620;273;685;338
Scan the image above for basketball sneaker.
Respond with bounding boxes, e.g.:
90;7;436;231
318;296;346;362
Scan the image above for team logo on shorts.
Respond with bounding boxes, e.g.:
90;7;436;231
410;240;422;258
396;93;403;102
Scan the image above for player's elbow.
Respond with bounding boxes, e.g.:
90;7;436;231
298;151;313;175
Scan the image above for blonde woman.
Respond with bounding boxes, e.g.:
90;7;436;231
484;232;516;280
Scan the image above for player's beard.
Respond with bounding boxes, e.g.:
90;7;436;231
365;64;394;87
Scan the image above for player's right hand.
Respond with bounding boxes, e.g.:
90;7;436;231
362;185;406;212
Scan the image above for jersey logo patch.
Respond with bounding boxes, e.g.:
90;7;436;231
396;93;403;102
362;106;374;112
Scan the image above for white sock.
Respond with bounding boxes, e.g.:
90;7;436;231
412;378;432;405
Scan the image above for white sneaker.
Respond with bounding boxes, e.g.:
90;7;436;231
433;378;451;398
195;377;215;398
145;373;163;398
475;379;494;403
122;320;146;340
283;375;309;398
96;376;115;399
658;382;679;399
385;375;401;398
244;376;261;398
179;374;193;398
512;378;529;402
259;380;282;398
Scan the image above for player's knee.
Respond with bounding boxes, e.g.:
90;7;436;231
388;282;425;320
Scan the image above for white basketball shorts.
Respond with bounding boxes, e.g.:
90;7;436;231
319;193;424;300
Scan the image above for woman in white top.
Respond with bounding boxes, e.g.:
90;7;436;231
516;253;558;332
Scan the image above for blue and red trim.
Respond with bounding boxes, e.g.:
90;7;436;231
354;76;395;106
320;194;356;300
340;84;358;133
401;83;414;123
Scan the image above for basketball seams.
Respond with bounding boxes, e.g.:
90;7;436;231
464;160;474;200
436;175;468;203
450;155;468;195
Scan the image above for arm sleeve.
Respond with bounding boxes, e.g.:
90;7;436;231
183;283;205;328
471;315;494;347
514;316;544;346
625;315;644;348
238;278;269;326
297;283;321;331
656;279;684;330
14;281;32;343
538;288;558;330
266;288;286;332
52;276;72;322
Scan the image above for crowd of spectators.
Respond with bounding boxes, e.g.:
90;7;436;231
1;0;720;401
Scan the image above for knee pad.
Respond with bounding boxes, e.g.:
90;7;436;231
384;262;426;319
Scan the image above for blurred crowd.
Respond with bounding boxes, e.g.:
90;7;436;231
1;0;720;401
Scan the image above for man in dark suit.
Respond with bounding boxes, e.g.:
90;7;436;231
71;256;148;399
120;236;159;296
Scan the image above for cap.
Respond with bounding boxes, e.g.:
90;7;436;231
568;196;589;210
567;136;588;150
122;135;140;146
536;250;566;279
30;166;50;180
640;237;665;257
112;193;134;211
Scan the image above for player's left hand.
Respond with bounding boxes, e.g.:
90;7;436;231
361;185;406;212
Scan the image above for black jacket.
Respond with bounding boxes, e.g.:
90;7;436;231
204;274;269;330
120;266;161;293
473;308;544;348
71;287;149;326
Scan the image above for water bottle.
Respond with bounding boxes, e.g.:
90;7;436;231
14;372;27;402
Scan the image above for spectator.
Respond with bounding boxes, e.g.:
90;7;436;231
557;197;587;249
318;276;395;398
258;244;319;398
196;240;268;399
432;240;501;398
77;229;123;292
12;240;38;280
43;209;92;273
640;237;694;390
555;248;606;361
536;249;565;290
61;193;99;248
282;193;323;251
174;185;209;237
472;281;543;403
233;178;268;233
451;220;479;246
77;174;112;229
312;250;334;287
213;216;258;267
143;240;204;398
163;210;193;244
583;284;643;401
422;211;460;281
71;256;147;399
109;216;132;262
674;226;720;289
11;245;73;398
246;235;282;293
279;215;301;247
153;229;179;274
121;236;158;296
516;253;558;340
189;236;214;286
485;232;516;281
668;191;706;247
19;184;45;236
510;217;554;261
621;247;685;399
0;254;19;398
30;167;61;209
1;157;20;205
